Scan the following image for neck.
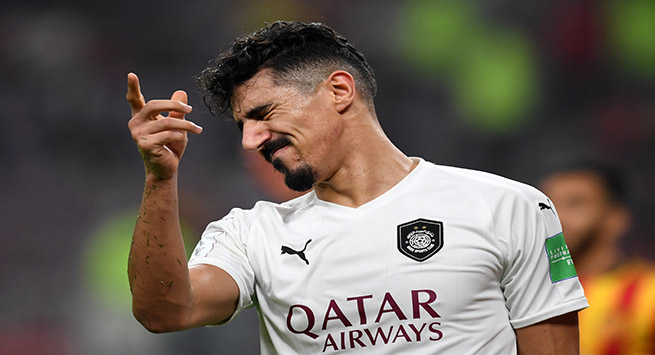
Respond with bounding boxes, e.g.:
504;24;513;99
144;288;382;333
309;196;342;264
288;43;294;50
314;115;416;208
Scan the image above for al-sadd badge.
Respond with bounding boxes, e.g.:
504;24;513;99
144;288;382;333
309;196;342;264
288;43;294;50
397;219;443;262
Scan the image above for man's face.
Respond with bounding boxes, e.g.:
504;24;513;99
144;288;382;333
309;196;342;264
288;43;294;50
232;70;344;191
540;171;613;254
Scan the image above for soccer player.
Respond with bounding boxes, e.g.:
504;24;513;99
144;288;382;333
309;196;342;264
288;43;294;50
540;160;655;354
126;21;588;354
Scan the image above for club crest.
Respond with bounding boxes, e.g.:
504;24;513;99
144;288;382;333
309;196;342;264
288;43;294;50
397;219;443;262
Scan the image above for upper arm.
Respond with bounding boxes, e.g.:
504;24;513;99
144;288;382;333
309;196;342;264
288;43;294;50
186;210;257;328
498;186;588;328
187;264;240;327
515;311;580;355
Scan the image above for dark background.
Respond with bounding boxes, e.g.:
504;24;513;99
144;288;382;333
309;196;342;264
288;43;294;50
1;0;653;354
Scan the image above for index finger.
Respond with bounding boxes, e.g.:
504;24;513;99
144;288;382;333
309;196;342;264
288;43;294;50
126;72;146;114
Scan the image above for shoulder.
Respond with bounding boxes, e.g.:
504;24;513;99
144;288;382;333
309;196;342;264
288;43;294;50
419;161;561;237
212;191;317;227
422;161;548;206
249;191;316;217
202;191;317;244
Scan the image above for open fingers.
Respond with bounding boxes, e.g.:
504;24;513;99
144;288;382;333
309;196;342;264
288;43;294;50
126;72;146;114
131;99;193;123
138;130;188;151
137;116;203;136
129;117;202;146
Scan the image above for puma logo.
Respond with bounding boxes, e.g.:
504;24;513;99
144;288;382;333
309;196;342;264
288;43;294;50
539;199;556;215
281;239;312;265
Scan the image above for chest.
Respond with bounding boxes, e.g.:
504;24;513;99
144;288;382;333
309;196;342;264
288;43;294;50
249;203;507;316
246;190;517;353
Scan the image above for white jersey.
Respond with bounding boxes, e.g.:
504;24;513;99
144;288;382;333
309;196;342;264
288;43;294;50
189;158;588;354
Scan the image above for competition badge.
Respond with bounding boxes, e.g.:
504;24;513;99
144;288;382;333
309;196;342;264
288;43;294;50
397;219;443;262
545;233;578;282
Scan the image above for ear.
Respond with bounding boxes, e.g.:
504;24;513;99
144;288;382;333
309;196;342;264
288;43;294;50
327;71;356;113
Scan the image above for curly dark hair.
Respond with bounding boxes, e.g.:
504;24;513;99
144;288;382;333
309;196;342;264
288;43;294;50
196;21;377;118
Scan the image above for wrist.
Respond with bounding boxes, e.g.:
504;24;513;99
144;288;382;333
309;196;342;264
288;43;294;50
145;171;178;184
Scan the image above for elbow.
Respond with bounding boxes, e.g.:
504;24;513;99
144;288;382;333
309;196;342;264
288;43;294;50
135;317;172;334
132;306;191;334
138;321;169;334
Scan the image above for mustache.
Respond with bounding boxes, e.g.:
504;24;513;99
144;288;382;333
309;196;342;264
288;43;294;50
260;137;291;163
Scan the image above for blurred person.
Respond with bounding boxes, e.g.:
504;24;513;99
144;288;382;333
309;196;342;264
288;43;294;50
125;21;587;354
540;160;655;355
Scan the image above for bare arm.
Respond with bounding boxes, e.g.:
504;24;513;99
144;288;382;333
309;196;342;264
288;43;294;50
126;73;239;333
515;311;580;355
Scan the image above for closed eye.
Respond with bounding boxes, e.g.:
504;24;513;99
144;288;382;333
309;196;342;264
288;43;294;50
237;103;274;132
261;110;274;121
245;103;273;121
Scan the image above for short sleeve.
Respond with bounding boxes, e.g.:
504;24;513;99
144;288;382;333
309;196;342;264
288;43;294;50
499;189;588;329
188;208;256;324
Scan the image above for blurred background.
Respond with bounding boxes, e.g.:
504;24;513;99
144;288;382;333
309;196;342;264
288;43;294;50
1;0;653;354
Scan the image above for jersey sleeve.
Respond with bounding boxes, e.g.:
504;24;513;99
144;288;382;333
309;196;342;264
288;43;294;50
188;208;256;324
498;187;588;329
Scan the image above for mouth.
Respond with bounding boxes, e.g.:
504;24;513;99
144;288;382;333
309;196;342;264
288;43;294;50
261;137;292;163
271;145;288;161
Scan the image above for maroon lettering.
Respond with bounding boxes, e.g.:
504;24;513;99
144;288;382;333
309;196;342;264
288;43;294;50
364;326;394;345
428;322;443;341
412;289;440;319
375;292;407;323
408;323;427;341
322;299;353;330
322;333;338;352
392;324;412;343
292;290;443;348
346;295;373;325
287;304;319;339
349;329;366;348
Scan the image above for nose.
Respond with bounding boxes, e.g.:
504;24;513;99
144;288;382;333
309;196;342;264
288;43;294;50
241;119;272;152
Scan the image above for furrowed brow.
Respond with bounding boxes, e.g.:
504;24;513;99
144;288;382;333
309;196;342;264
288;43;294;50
245;103;273;120
234;103;272;132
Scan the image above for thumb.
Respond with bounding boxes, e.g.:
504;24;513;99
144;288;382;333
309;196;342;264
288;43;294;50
169;90;188;119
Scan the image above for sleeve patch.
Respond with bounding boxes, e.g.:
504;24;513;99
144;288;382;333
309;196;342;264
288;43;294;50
544;233;578;282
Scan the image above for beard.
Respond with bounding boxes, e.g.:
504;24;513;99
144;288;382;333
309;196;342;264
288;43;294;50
261;137;316;192
273;158;316;192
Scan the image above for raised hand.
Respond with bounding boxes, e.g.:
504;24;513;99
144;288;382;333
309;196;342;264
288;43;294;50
126;73;203;179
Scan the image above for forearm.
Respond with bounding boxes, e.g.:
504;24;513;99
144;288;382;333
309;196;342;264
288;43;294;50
128;173;194;332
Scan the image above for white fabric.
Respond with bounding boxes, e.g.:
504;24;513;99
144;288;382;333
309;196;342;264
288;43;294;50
189;158;588;354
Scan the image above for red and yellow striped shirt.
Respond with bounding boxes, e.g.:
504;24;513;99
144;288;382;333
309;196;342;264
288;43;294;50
579;259;655;355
